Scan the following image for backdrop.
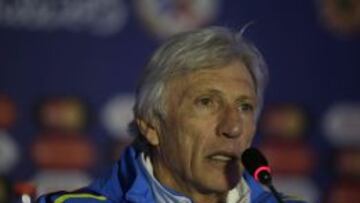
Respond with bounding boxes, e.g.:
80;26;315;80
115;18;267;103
0;1;359;202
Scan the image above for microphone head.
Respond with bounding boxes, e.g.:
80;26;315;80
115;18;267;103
241;147;272;185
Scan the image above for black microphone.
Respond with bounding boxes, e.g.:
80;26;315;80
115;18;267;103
241;148;284;203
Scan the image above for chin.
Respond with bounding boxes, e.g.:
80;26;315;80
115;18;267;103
199;173;240;194
195;162;243;193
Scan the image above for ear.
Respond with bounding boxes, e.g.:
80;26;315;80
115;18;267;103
136;118;160;146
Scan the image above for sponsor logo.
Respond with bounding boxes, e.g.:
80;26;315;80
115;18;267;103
259;140;316;175
31;133;96;169
0;131;20;174
0;94;16;129
33;170;91;196
135;0;220;38
101;94;135;140
336;148;360;178
0;0;127;35
37;97;88;132
323;102;360;147
260;103;307;140
318;0;360;36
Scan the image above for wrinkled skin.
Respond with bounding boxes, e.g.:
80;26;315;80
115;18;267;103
138;61;257;203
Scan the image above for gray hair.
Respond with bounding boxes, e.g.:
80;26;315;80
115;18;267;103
129;26;269;151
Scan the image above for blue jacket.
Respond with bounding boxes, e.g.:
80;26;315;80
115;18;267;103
37;146;306;203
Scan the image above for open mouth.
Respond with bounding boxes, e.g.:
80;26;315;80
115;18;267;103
207;152;240;163
206;151;243;186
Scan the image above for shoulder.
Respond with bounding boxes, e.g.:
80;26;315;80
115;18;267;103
36;146;149;203
36;189;113;203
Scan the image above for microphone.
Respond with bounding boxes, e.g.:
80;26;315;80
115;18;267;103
241;148;284;203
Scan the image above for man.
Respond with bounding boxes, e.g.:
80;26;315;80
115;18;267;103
38;27;306;203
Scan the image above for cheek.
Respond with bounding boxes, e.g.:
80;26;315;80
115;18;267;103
165;107;219;162
161;121;200;160
177;119;211;156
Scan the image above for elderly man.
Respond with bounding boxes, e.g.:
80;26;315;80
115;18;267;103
38;27;306;203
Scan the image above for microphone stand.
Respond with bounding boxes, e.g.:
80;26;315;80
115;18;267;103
257;171;284;203
267;184;285;203
241;148;286;203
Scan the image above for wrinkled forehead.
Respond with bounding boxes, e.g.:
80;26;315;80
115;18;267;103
163;61;256;103
163;59;256;90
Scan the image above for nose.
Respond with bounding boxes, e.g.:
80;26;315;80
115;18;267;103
216;106;243;138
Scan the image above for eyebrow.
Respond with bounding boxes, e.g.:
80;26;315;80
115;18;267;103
194;88;256;101
235;96;257;105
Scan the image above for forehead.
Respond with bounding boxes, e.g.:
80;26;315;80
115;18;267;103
167;62;256;100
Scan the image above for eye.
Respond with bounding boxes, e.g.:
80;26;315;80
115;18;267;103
198;97;213;106
239;103;254;112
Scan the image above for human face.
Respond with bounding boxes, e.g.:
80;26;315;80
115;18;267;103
148;62;257;200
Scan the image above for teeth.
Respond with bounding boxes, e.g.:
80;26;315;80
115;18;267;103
211;155;232;161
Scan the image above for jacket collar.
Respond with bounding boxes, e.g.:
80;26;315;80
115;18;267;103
90;146;271;203
89;146;154;202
